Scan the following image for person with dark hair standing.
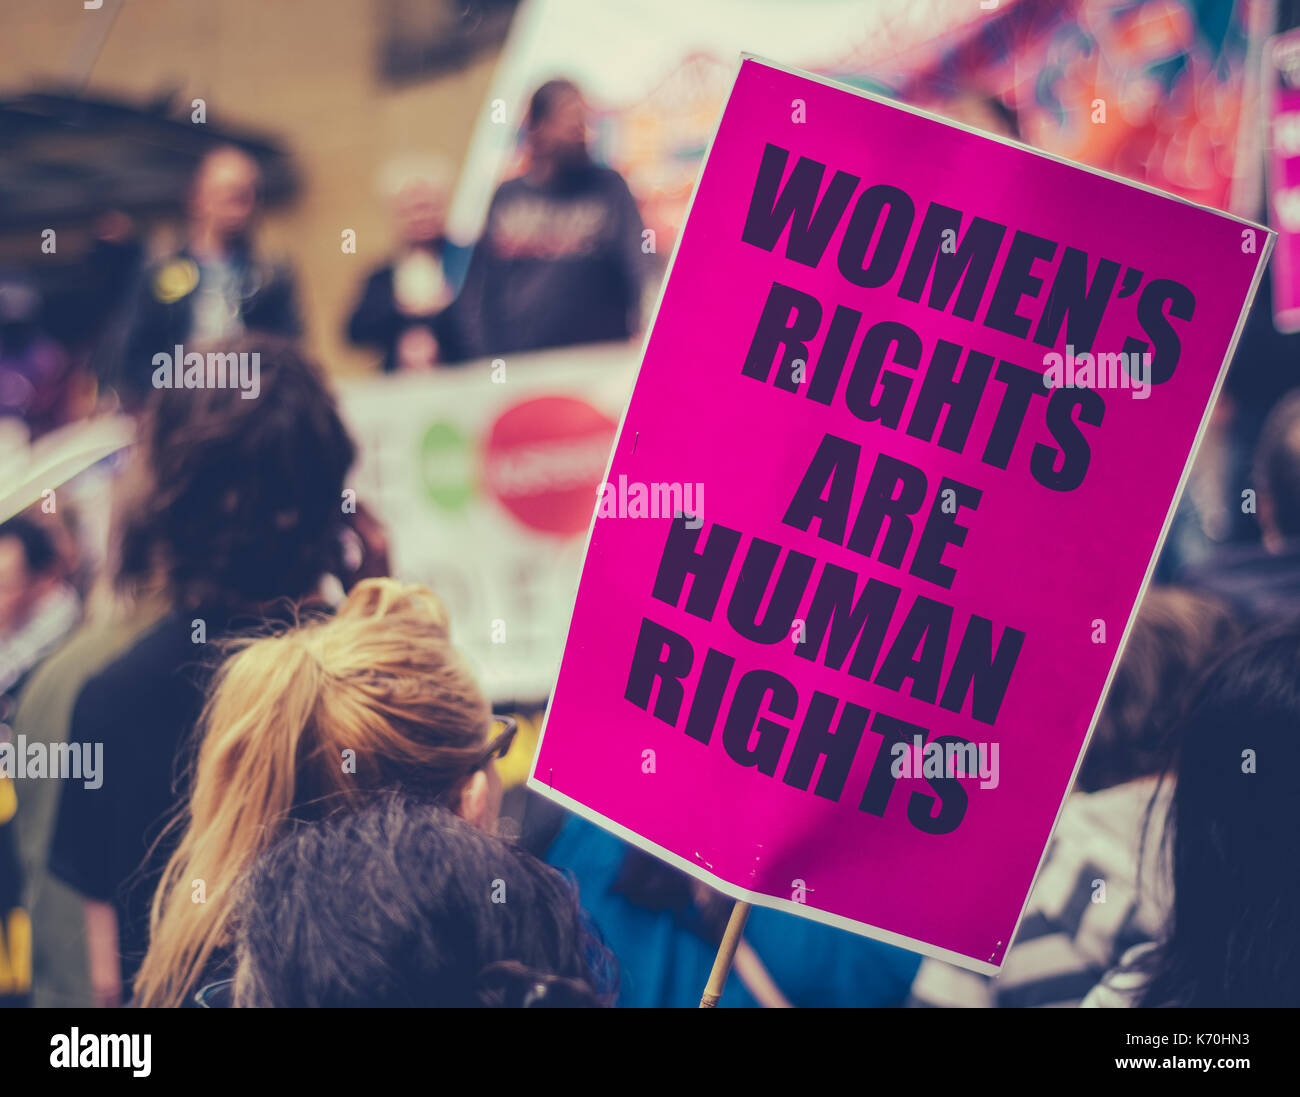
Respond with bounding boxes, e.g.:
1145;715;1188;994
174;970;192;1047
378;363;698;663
1084;625;1300;1007
49;335;356;1007
1182;387;1300;621
221;794;614;1008
115;146;302;407
451;79;649;359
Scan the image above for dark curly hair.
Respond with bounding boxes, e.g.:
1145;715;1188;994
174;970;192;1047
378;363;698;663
117;334;355;611
231;794;617;1007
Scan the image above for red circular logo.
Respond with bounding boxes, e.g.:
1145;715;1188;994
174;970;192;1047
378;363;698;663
483;396;617;536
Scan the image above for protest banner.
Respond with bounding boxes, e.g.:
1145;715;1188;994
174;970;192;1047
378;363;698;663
528;56;1272;974
336;343;637;705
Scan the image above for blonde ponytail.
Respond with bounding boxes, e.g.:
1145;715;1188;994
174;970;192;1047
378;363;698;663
134;579;490;1007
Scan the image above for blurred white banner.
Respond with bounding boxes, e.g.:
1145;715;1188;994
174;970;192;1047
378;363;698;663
337;341;639;703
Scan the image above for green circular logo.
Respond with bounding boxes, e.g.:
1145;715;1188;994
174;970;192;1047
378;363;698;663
419;420;474;512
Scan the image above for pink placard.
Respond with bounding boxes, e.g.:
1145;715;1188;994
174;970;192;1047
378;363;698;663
529;57;1271;973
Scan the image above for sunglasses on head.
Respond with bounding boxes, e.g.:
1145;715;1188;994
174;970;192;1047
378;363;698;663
467;714;518;773
433;715;519;807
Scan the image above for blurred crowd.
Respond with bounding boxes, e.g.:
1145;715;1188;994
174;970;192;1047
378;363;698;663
1;75;1299;1010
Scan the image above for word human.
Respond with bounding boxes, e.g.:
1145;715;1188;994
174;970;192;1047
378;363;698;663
647;513;1024;722
622;514;1025;834
152;344;261;399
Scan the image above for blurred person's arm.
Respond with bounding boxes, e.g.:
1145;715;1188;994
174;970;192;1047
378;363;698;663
115;266;173;405
611;173;651;337
430;306;468;366
87;213;145;323
345;268;400;349
83;898;122;1008
243;260;305;342
265;263;304;340
447;249;489;362
445;190;506;363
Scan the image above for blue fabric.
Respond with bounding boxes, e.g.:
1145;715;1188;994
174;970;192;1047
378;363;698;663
546;817;922;1008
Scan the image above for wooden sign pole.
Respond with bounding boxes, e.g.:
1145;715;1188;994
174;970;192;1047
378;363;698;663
698;900;752;1007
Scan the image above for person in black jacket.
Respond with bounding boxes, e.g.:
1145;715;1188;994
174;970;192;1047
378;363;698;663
346;157;464;371
115;145;302;407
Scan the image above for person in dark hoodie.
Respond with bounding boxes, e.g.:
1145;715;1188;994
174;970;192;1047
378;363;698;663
451;79;649;359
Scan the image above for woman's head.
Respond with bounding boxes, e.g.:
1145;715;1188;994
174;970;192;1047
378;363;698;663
231;794;615;1008
1138;623;1300;1007
135;577;497;1007
198;577;498;823
116;334;355;612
